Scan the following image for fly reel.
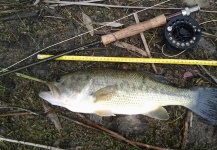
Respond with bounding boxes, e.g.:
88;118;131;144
164;16;201;52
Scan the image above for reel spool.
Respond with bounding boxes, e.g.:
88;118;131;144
164;16;201;52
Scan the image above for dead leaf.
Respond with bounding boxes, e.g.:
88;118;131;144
82;12;94;36
97;22;124;27
183;70;200;80
42;103;62;132
113;41;147;57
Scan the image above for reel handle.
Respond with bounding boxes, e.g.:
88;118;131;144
101;14;167;45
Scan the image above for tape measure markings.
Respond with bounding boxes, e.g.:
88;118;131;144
37;54;217;66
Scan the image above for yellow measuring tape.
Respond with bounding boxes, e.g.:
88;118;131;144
37;54;217;66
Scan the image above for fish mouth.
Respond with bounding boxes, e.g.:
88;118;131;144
39;82;61;105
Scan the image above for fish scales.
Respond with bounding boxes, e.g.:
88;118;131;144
39;69;217;124
70;70;194;106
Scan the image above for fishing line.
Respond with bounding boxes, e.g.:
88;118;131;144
161;44;187;58
0;0;170;73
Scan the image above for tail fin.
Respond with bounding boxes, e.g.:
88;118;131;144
188;87;217;124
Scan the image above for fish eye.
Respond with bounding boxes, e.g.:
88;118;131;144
55;77;62;83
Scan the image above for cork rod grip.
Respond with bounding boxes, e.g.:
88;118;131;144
101;14;167;45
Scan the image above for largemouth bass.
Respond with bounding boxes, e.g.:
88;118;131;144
39;69;217;124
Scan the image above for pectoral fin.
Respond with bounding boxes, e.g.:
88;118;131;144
75;79;93;103
92;85;117;102
145;106;169;120
95;110;116;116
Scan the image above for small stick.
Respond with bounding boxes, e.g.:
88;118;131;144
15;73;46;83
130;141;169;150
45;0;104;6
76;113;169;150
0;106;38;115
181;110;192;150
200;20;217;25
0;10;19;14
43;16;65;19
0;137;64;150
200;10;217;13
76;114;139;148
188;55;217;86
199;66;217;84
0;112;32;117
202;32;217;38
58;115;100;132
133;13;158;73
0;68;46;83
44;0;170;9
44;1;217;14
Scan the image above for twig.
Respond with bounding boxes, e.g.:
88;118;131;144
181;111;192;150
52;0;104;4
59;115;100;132
0;106;38;115
45;0;170;9
15;73;46;83
44;0;104;7
84;0;104;2
76;114;139;148
148;28;158;46
200;20;217;25
0;112;33;117
44;1;217;13
76;113;169;150
130;141;169;150
188;55;217;86
113;41;148;57
199;66;217;84
202;32;217;38
43;16;65;19
189;112;193;127
133;13;158;73
200;10;217;13
0;10;19;14
0;68;46;83
0;137;64;150
132;13;150;54
196;71;216;86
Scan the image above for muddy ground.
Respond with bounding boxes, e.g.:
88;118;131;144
0;0;217;149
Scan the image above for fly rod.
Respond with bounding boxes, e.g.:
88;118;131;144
37;54;217;66
0;6;200;76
